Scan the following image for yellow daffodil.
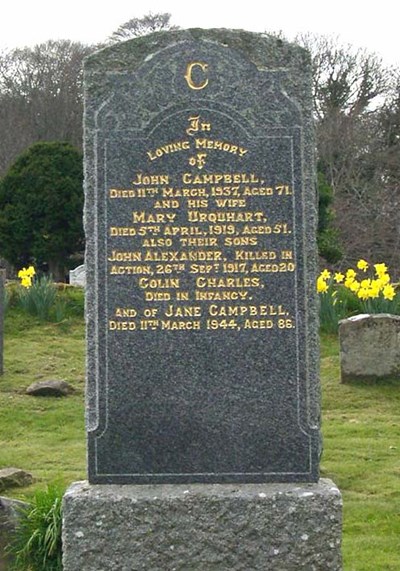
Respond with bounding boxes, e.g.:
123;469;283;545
360;279;371;289
348;280;360;293
334;272;344;283
357;288;370;300
369;281;381;298
374;263;388;278
357;259;369;271
18;266;36;288
317;275;329;293
346;268;357;280
320;269;331;280
20;276;32;288
383;284;396;301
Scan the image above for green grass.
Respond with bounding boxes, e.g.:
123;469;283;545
1;308;400;569
320;334;400;570
1;310;86;493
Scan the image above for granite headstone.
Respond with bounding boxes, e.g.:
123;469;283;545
84;29;320;484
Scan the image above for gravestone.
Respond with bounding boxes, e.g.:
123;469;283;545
340;313;400;382
0;269;5;376
63;29;342;570
69;264;85;287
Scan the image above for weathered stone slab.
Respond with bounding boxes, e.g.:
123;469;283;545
26;379;75;397
69;264;85;287
339;313;400;382
84;29;320;485
0;468;33;492
62;479;342;571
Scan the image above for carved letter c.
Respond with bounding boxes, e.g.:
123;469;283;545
184;62;209;90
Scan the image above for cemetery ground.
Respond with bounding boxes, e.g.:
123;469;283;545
0;302;399;570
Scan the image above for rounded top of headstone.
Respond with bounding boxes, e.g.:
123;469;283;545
85;28;311;73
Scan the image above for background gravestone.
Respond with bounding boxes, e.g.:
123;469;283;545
63;29;342;571
69;264;85;287
84;28;320;485
340;313;400;382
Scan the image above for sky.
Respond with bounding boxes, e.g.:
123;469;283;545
0;0;399;68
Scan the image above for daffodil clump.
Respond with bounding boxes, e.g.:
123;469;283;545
317;259;398;332
318;259;396;303
17;265;36;288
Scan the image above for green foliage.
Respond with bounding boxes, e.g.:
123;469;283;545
0;141;84;281
7;279;84;323
317;171;343;263
7;484;64;571
319;286;349;333
319;280;400;333
17;276;57;321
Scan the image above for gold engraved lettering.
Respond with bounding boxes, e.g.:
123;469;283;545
161;320;201;330
176;291;190;300
108;250;142;261
186;116;211;136
162;187;208;198
132;212;176;224
195;290;249;301
281;250;293;260
139;278;180;289
184;62;209;90
195;139;248;156
249;262;296;273
110;265;153;275
109;189;136;198
110;227;137;236
109;320;137;331
188;153;207;169
115;308;137;317
146;143;190;162
164;305;202;317
243;319;274;329
153;200;180;209
208;304;286;317
182;173;259;185
145;292;171;301
196;276;260;288
235;250;277;261
132;174;169;185
188;211;264;223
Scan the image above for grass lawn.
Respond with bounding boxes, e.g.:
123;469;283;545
1;309;400;569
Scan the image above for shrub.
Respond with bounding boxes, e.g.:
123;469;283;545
7;484;64;571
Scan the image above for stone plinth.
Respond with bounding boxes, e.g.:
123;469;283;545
62;479;342;571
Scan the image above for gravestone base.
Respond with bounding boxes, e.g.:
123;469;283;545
62;479;342;571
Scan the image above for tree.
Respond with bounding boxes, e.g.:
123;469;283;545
317;170;342;263
0;40;94;177
108;12;178;44
0;141;84;281
293;33;400;269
